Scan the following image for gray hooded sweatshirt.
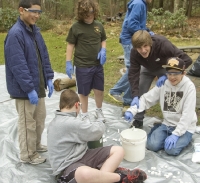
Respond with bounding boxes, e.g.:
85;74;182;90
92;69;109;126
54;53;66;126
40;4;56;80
47;111;105;175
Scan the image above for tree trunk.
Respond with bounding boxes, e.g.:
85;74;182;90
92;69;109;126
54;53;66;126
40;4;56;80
0;0;3;8
168;0;174;12
158;0;164;8
174;0;180;13
124;0;127;12
182;0;188;15
187;0;193;17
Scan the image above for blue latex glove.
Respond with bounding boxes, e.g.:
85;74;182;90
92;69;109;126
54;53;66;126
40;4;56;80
149;31;155;36
164;134;179;150
131;96;139;108
66;61;73;79
28;90;38;105
47;79;54;98
156;75;167;87
124;111;134;122
97;48;106;65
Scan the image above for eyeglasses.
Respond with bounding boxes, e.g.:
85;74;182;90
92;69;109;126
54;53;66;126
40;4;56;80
24;8;42;15
166;71;183;76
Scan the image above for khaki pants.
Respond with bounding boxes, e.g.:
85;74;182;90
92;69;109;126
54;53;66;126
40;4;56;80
15;98;46;161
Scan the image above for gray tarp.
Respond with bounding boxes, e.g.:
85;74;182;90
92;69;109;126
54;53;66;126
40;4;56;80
0;65;200;183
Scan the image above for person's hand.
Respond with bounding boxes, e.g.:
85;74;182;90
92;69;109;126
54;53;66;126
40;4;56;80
149;31;155;36
124;111;134;122
47;79;54;98
97;48;106;65
164;134;179;150
156;75;167;87
66;61;73;79
28;90;38;105
131;96;139;108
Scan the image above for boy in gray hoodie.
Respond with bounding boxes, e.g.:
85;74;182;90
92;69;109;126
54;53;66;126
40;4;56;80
125;58;197;156
47;89;147;183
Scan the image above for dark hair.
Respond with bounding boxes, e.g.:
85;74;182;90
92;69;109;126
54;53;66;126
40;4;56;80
131;30;153;48
76;0;99;22
59;89;80;110
19;0;41;8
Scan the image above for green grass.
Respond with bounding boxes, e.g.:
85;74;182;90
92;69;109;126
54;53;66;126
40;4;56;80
1;25;200;125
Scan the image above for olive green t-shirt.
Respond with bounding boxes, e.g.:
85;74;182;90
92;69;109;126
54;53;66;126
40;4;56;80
66;20;106;67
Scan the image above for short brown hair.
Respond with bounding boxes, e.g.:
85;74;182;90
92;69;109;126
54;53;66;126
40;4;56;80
131;30;153;48
59;89;80;110
76;0;99;22
19;0;41;8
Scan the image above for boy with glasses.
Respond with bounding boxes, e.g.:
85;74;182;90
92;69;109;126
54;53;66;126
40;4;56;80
47;89;147;183
128;30;192;129
4;0;54;164
125;57;197;156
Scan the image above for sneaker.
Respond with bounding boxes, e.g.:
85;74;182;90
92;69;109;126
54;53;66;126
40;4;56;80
21;156;46;165
115;167;147;183
108;93;123;103
37;144;47;152
130;120;143;129
95;109;106;123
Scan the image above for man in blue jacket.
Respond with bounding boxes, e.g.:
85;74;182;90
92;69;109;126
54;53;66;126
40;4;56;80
4;0;54;165
109;0;153;106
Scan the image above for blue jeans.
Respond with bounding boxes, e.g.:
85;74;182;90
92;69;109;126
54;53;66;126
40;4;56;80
109;44;133;105
146;124;193;156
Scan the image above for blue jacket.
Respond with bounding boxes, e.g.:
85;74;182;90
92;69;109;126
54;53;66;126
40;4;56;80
4;17;54;98
120;0;148;44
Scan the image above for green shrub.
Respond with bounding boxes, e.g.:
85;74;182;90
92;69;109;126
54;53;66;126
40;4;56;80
0;8;19;31
36;12;54;31
148;8;188;32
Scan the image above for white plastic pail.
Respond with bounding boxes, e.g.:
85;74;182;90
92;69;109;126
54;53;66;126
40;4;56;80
120;127;147;162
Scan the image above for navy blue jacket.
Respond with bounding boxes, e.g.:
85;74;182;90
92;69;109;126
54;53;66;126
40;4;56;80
4;17;54;98
120;0;148;44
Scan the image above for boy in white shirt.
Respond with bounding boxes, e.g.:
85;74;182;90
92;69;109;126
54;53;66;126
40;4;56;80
125;57;197;156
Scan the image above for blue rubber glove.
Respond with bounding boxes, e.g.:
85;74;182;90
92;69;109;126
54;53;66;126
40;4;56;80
124;111;134;122
66;61;73;79
47;79;54;98
28;90;38;105
131;96;139;108
156;75;167;87
97;48;106;65
164;134;179;150
149;31;155;36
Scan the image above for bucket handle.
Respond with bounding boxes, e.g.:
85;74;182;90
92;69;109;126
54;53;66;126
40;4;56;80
120;136;147;145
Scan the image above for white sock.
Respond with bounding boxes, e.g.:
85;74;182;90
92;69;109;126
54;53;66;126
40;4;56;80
96;108;102;111
82;112;88;117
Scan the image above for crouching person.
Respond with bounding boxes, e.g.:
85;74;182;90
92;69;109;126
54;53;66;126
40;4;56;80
125;58;197;156
47;89;147;183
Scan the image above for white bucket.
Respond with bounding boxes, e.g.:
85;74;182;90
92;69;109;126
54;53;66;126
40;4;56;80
120;127;147;162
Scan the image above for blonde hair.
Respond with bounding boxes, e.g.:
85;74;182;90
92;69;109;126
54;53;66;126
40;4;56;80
59;89;79;110
131;30;153;48
76;0;99;22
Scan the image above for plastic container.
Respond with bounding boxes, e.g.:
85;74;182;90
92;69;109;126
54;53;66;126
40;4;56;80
87;137;103;149
120;127;147;162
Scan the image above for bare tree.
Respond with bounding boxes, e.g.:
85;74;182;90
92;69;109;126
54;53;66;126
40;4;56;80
168;0;174;12
158;0;164;8
174;0;180;13
187;0;193;17
124;0;127;12
0;0;3;8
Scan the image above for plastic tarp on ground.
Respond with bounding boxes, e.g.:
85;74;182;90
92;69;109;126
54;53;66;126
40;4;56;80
0;65;200;183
